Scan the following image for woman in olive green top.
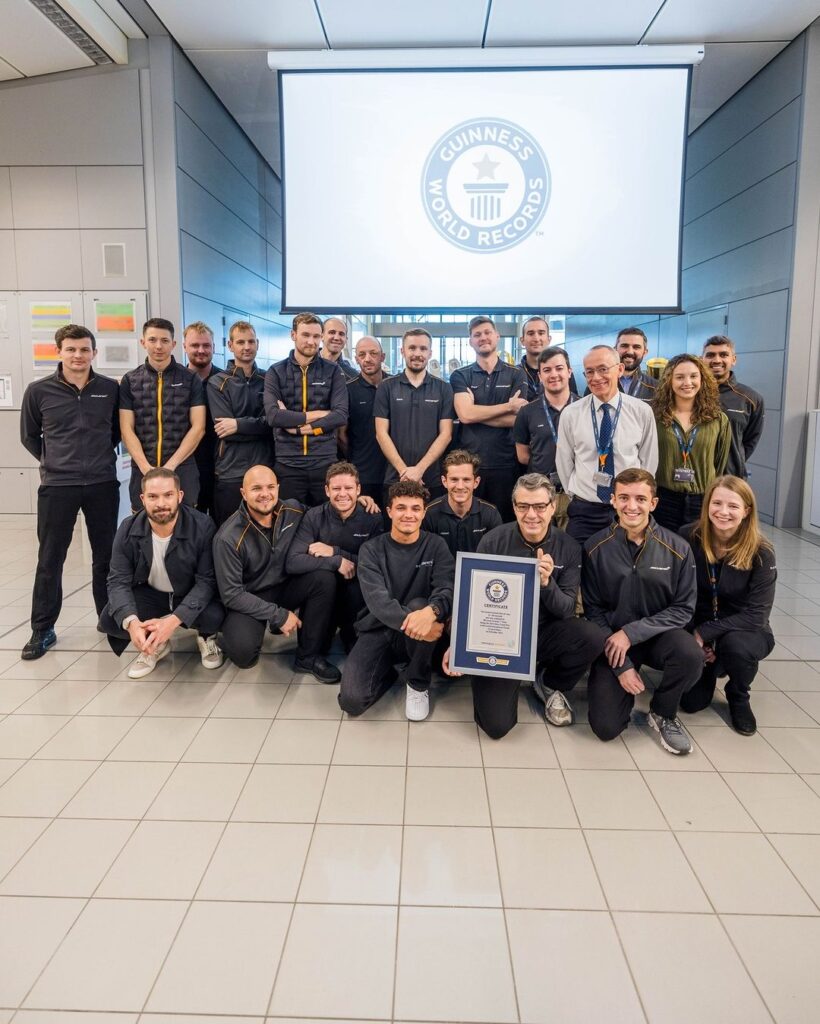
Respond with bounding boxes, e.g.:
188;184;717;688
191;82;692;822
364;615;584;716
652;354;731;532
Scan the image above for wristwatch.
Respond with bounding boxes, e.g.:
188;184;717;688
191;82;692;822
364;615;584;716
429;603;443;622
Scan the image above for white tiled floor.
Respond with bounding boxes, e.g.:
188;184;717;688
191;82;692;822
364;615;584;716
3;515;820;1021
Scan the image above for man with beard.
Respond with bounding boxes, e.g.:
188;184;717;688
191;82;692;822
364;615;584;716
450;316;529;521
264;312;349;506
374;327;454;503
613;326;657;402
208;321;274;525
443;473;605;738
320;316;358;382
338;480;453;721
702;335;765;478
338;335;391;502
422;449;501;556
183;321;223;516
286;461;383;651
98;467;225;678
213;464;339;681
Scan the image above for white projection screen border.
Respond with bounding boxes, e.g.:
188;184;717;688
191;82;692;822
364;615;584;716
278;64;692;314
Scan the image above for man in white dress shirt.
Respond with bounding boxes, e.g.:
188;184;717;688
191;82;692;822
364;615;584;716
556;345;658;544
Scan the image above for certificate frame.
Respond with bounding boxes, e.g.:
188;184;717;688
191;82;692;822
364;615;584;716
451;551;539;680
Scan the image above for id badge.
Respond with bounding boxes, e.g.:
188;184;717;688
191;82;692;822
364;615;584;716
592;471;613;487
673;467;696;484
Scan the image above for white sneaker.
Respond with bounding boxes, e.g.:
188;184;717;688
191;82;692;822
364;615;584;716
405;685;430;721
127;642;170;679
197;634;225;670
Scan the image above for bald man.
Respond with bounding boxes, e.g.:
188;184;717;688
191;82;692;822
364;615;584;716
212;465;340;681
321;317;358;382
339;335;391;501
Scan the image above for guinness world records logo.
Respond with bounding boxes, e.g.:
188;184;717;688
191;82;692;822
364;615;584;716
421;117;550;254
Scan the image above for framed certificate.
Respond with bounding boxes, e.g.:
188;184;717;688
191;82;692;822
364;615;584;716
451;551;539;680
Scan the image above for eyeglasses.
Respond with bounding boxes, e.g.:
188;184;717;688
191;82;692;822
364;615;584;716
513;501;553;514
583;363;620;380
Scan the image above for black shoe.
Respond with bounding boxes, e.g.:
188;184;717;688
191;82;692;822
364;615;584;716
728;700;757;736
294;655;341;684
21;629;57;661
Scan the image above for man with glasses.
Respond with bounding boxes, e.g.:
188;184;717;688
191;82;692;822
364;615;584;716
556;345;657;544
450;315;529;521
444;473;604;737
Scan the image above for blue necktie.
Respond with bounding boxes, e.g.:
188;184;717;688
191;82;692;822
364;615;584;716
597;402;614;502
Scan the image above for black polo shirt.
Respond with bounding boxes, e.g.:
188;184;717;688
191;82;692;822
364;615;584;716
513;393;579;485
422;496;502;557
346;372;391;489
373;371;454;487
449;359;528;469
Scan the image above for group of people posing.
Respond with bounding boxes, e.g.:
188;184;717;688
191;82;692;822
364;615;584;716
19;311;774;754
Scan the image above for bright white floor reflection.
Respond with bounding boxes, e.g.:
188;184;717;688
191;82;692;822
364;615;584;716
1;514;820;1022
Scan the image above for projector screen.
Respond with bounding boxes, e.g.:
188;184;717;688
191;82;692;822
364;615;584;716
279;66;690;313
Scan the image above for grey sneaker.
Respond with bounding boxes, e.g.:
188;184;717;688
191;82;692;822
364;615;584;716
533;671;575;727
647;711;692;755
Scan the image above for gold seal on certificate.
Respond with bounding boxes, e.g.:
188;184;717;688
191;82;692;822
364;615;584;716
451;552;539;679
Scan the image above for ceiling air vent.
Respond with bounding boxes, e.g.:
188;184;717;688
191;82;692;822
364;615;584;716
27;0;114;65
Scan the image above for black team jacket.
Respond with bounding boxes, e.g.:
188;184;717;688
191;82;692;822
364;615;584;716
477;521;581;622
286;501;383;575
582;517;696;675
213;499;304;627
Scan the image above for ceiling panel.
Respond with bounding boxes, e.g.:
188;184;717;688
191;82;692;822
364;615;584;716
646;0;820;43
147;0;326;49
0;55;24;80
187;49;280;170
485;0;663;46
688;41;789;131
319;0;486;48
0;0;94;75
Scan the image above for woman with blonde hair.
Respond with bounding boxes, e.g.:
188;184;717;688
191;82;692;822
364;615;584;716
679;475;776;735
652;353;731;532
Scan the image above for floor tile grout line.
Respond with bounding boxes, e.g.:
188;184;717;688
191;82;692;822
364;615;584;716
553;727;650;1024
262;705;343;1017
389;710;411;1023
479;716;522;1024
135;676;298;1018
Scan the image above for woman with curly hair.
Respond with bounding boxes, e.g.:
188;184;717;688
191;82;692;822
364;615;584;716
679;476;776;735
651;353;731;531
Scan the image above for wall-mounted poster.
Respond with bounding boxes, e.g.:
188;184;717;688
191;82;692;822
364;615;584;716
95;300;136;333
30;301;73;368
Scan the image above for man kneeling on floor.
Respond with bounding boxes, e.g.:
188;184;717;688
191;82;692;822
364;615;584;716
443;472;605;738
582;468;702;755
339;480;454;721
99;467;225;678
213;464;340;681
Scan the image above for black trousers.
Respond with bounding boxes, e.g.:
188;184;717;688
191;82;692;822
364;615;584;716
680;628;775;712
588;629;703;741
476;466;518;522
129;459;199;512
31;481;120;632
654;488;704;534
472;616;606;740
566;496;616;545
98;583;225;656
339;621;438;717
195;459;216;518
213;478;244;526
323;575;366;653
275;461;330;507
220;572;336;669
